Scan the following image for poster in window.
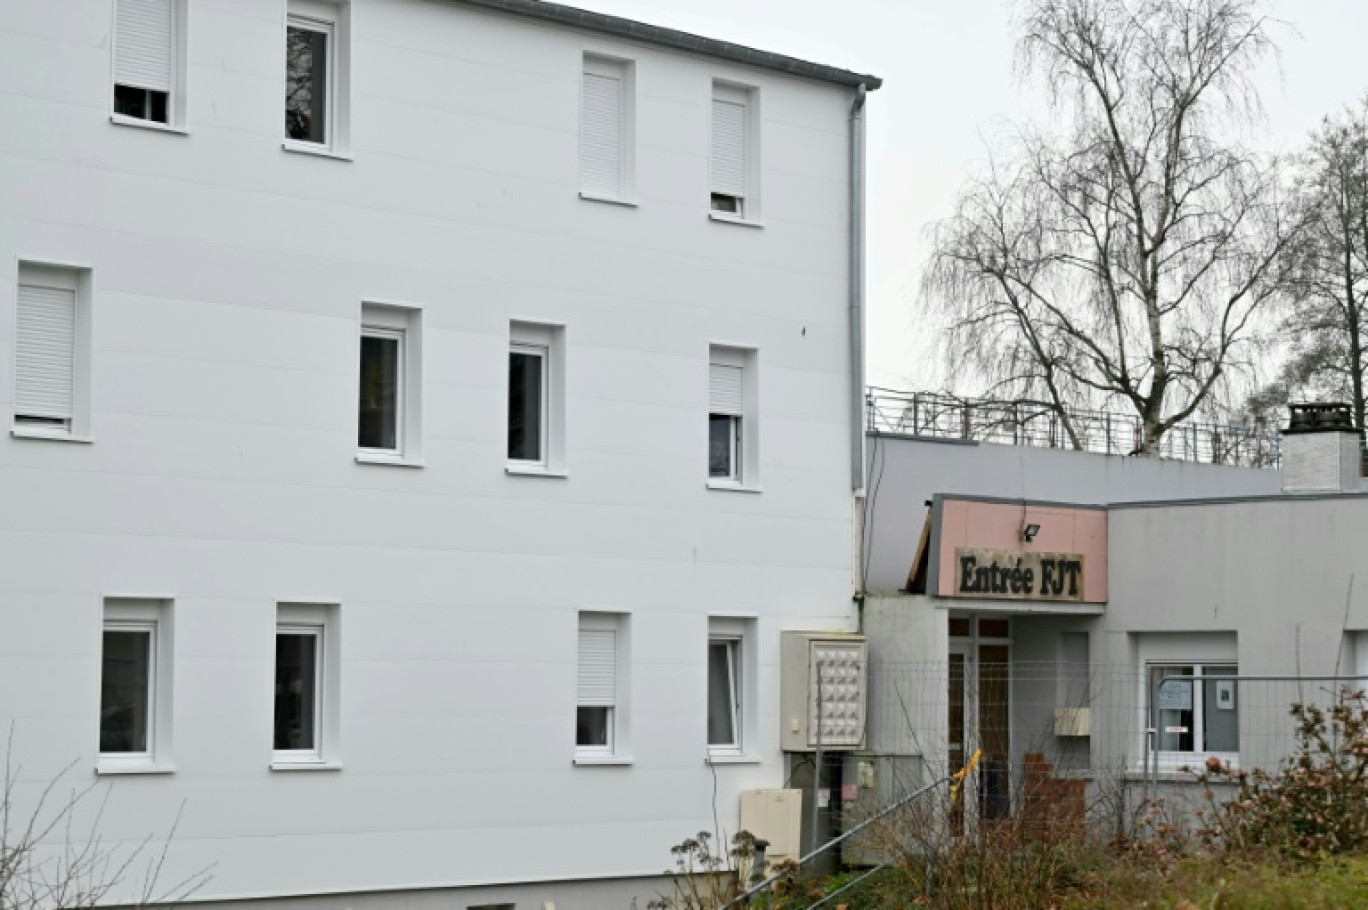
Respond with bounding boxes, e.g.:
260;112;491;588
1156;679;1192;710
1215;679;1236;711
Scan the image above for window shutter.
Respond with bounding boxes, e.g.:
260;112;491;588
581;71;623;197
577;629;617;707
15;283;76;421
115;0;174;93
709;363;744;416
711;96;747;197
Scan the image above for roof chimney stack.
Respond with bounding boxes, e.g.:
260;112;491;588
1281;403;1364;494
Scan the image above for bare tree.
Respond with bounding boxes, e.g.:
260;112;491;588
1;730;211;908
925;0;1304;455
1270;99;1368;429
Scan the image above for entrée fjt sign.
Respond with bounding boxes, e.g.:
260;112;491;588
955;548;1085;601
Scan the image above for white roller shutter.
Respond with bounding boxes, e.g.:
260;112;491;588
709;363;744;416
16;283;76;422
581;71;623;197
711;95;747;198
115;0;175;92
577;628;617;707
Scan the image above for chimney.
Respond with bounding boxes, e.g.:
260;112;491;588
1281;403;1364;494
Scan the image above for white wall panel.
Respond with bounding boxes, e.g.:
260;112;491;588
0;0;863;902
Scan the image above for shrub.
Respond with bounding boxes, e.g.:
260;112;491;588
1195;688;1368;861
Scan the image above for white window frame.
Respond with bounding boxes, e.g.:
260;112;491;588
272;603;341;770
709;81;761;225
110;0;191;133
575;611;631;764
507;321;566;476
1147;663;1239;769
283;0;352;158
98;598;174;774
1136;633;1239;772
12;261;93;443
707;616;758;762
579;54;636;205
707;345;760;491
357;302;423;466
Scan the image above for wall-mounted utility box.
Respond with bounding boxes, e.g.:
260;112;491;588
780;631;867;752
739;789;803;866
1053;707;1091;737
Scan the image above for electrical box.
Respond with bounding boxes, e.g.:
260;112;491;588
739;789;803;866
780;631;867;752
1054;707;1091;737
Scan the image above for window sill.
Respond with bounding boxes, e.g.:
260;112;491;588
506;463;568;479
708;212;764;229
270;760;344;772
355;453;424;468
11;426;92;443
573;754;635;766
706;752;762;765
579;191;639;208
282;141;353;162
706;480;762;494
96;760;176;776
110;114;190;135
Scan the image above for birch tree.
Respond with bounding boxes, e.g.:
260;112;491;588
925;0;1303;454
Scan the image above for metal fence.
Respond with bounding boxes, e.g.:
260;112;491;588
865;388;1283;469
864;661;1366;799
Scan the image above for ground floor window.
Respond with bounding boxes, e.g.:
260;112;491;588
1149;663;1239;756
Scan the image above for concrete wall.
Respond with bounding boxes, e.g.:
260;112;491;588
0;1;863;903
863;434;1282;593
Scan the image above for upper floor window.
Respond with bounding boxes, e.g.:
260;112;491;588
708;345;759;489
358;303;423;465
710;82;759;222
285;1;351;155
113;0;187;129
508;321;566;476
580;55;635;203
14;262;92;441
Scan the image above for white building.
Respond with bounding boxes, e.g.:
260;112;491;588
0;1;880;906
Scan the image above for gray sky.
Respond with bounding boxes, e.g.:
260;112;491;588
572;0;1368;391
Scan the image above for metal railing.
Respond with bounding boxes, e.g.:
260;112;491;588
865;387;1282;469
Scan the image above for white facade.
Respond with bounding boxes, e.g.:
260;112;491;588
0;1;876;905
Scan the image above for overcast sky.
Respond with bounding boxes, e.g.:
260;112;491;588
571;0;1368;391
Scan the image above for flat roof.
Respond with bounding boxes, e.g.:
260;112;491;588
451;0;883;90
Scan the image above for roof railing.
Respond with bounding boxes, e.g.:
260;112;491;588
865;387;1282;470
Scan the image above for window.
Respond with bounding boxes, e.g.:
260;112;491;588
100;599;173;772
508;321;566;474
358;303;422;464
576;612;630;762
285;1;351;154
708;617;756;758
580;55;634;202
1150;664;1239;757
14;262;92;440
708;639;740;747
112;0;187;129
710;82;758;220
708;345;758;488
273;603;340;768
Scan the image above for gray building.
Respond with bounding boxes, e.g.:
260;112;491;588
853;407;1366;841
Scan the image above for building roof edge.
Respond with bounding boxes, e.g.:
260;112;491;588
449;0;884;90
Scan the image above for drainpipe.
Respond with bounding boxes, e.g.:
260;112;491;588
849;84;868;497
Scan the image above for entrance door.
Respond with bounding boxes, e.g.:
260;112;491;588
948;631;1012;823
